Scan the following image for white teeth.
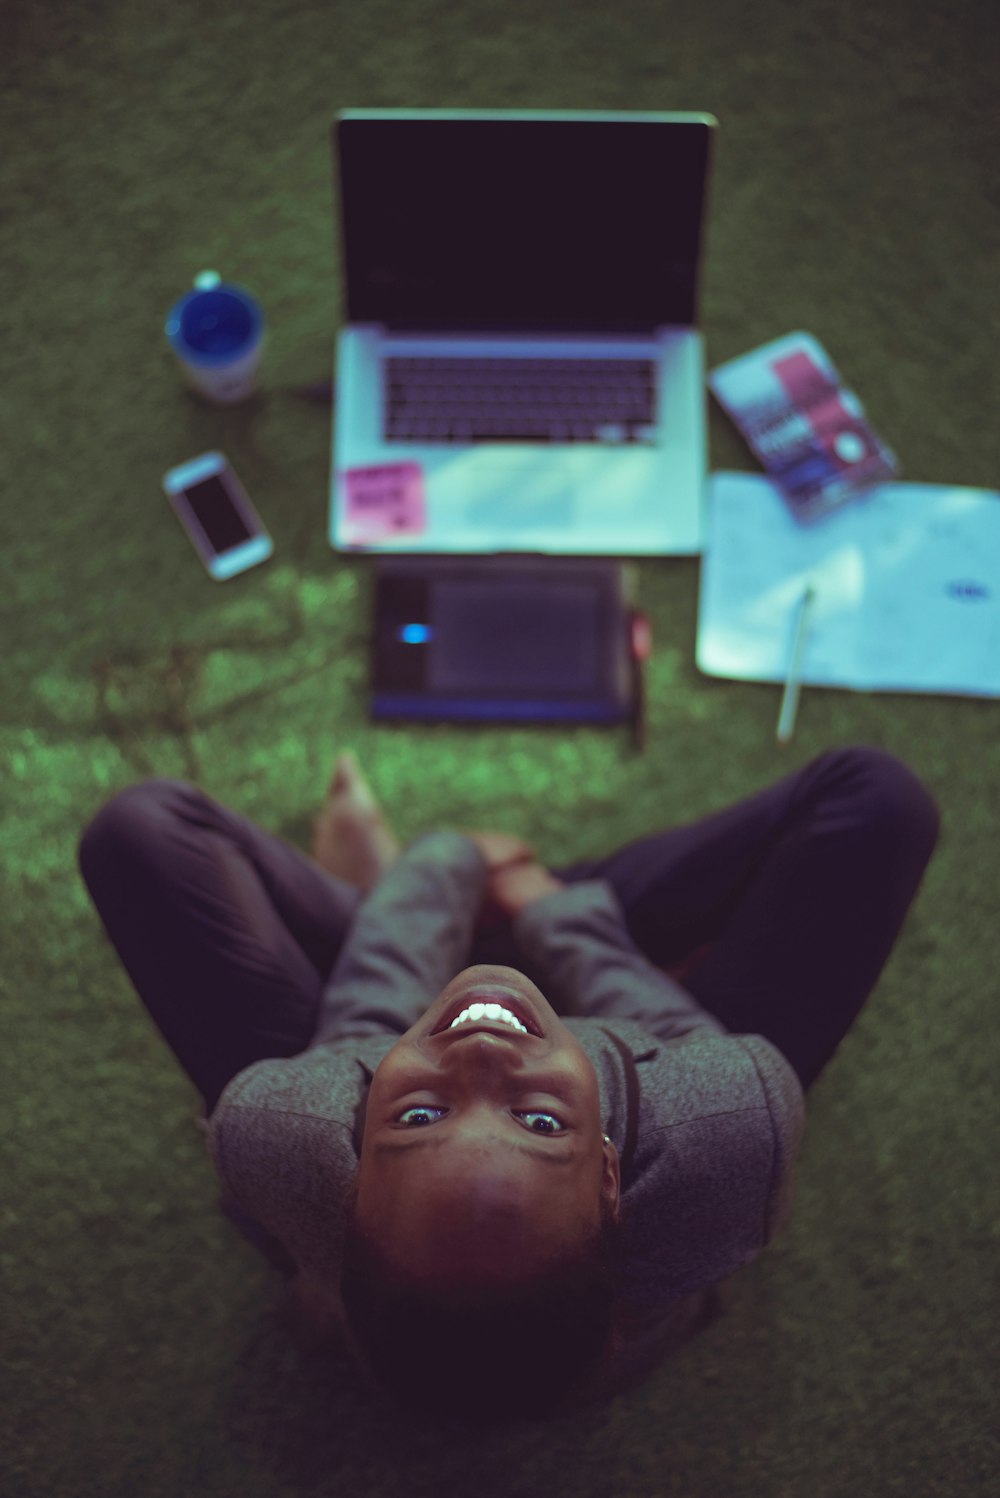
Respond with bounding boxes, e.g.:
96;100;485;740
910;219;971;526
449;1002;528;1034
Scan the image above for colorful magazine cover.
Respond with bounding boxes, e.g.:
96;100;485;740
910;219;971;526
708;331;900;521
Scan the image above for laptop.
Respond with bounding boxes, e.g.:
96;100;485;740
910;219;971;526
328;109;717;557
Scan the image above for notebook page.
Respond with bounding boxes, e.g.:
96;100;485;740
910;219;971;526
697;472;1000;696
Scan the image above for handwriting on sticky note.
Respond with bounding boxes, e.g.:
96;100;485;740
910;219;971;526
344;463;427;541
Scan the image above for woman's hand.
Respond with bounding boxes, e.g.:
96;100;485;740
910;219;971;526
461;830;538;872
462;830;564;928
487;860;564;918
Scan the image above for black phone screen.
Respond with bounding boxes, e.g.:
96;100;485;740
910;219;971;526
184;475;254;554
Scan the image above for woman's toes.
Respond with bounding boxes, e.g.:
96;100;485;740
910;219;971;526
313;751;401;888
329;750;379;814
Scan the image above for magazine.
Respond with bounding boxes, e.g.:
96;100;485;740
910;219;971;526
708;331;900;522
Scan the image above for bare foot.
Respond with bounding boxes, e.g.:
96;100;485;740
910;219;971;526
310;750;401;892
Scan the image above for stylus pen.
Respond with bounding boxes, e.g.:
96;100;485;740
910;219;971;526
632;658;646;753
776;584;816;745
631;611;652;753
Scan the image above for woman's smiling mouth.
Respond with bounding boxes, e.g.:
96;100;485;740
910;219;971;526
431;985;543;1037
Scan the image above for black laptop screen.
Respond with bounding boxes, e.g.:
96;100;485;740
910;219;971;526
335;113;714;334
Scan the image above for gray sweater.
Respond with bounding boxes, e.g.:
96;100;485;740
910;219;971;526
205;831;806;1393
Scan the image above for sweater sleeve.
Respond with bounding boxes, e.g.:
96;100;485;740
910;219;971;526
512;879;728;1040
309;830;489;1046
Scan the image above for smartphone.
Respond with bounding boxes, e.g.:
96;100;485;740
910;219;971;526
162;451;274;580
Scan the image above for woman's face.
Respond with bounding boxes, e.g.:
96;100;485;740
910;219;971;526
355;964;620;1290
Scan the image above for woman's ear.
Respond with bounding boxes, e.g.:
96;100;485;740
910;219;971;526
602;1135;621;1221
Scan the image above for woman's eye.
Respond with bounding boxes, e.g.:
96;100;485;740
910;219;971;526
519;1112;564;1134
396;1106;565;1134
397;1106;439;1127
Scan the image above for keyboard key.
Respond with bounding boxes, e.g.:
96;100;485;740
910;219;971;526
384;355;657;444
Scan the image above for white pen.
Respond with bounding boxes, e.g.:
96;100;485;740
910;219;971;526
776;584;816;745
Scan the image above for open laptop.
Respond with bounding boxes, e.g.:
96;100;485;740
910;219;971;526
329;109;717;556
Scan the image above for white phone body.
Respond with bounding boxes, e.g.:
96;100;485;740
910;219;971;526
162;450;274;580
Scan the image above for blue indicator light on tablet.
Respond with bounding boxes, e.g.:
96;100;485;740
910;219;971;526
398;623;433;644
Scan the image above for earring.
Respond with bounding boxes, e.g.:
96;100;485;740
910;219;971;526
603;1134;612;1145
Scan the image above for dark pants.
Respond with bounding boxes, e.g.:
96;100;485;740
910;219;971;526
78;746;939;1114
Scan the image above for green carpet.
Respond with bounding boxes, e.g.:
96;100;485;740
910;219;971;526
3;0;998;1494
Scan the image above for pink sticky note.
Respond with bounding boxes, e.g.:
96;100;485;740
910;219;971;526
343;462;427;541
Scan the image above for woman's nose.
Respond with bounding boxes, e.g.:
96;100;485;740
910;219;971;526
443;1031;525;1072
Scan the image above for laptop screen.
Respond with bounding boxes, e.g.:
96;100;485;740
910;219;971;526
335;111;715;335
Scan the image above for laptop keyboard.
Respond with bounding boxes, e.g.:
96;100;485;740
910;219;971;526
384;356;658;444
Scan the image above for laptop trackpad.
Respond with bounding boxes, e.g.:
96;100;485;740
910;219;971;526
461;464;577;530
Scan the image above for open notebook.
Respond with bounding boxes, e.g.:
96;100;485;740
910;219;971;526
697;472;1000;696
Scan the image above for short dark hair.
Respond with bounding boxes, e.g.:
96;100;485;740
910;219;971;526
336;1176;623;1426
